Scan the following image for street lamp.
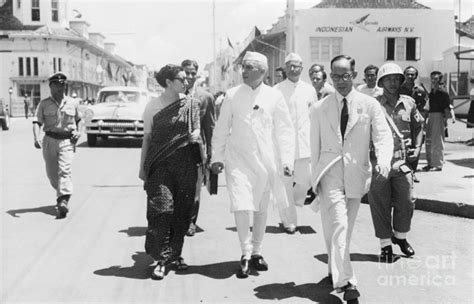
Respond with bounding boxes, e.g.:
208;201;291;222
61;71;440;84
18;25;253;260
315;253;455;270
8;87;13;117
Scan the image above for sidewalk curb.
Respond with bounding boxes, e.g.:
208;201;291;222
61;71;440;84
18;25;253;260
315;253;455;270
360;195;474;219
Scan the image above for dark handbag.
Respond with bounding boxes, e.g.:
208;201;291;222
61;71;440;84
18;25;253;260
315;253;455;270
206;166;218;195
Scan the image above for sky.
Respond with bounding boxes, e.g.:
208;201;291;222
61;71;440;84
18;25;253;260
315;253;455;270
68;0;473;70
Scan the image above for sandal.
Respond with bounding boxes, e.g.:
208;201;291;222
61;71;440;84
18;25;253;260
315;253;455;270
151;263;165;280
175;257;189;271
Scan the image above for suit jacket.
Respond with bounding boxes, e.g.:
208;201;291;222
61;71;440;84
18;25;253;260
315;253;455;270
310;89;393;199
190;87;216;161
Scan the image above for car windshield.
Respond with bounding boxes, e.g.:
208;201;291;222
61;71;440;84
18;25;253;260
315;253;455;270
98;91;146;104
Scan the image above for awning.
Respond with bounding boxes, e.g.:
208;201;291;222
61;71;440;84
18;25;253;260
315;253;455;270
454;48;474;60
234;28;286;64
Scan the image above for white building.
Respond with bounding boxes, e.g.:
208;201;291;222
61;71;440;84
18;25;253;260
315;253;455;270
228;0;455;90
0;0;144;116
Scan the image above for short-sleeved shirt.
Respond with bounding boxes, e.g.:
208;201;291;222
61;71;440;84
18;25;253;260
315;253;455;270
378;94;424;152
35;96;81;133
428;89;450;113
143;97;167;134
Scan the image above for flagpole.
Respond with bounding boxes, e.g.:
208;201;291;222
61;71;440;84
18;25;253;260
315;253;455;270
213;0;217;93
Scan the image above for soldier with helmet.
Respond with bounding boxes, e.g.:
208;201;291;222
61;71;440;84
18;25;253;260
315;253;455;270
33;72;83;219
368;63;424;262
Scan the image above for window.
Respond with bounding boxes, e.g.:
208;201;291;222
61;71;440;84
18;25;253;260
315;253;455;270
310;37;343;62
58;58;62;71
33;57;38;76
26;57;31;76
51;0;58;22
449;72;469;96
53;57;56;73
32;0;40;21
19;57;24;76
386;37;421;61
19;57;39;76
17;0;21;9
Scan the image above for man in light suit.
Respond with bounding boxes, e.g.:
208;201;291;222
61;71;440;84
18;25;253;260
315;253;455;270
211;51;295;278
310;55;393;303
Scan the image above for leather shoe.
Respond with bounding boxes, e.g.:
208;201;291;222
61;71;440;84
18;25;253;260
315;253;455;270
251;254;268;271
236;256;250;278
342;283;360;301
174;257;189;271
186;223;196;237
56;200;69;219
421;165;432;171
151;263;165;280
392;236;415;257
379;245;397;263
284;226;296;234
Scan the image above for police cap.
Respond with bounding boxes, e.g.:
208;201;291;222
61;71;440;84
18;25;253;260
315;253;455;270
48;72;68;84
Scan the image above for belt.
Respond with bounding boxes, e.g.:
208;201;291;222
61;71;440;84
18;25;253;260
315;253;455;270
45;131;72;140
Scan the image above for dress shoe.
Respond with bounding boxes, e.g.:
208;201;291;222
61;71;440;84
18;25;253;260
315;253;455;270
151;263;166;280
186;223;196;237
174;256;189;271
430;167;442;171
237;256;250;278
379;245;396;263
391;236;415;257
56;200;69;219
284;226;296;234
304;187;316;205
342;283;360;301
421;165;432;171
251;254;269;271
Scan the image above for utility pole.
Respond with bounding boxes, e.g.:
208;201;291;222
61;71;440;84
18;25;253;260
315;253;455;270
213;0;217;93
457;0;461;96
286;0;295;53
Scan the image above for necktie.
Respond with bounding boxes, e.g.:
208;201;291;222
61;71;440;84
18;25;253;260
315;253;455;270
340;98;348;138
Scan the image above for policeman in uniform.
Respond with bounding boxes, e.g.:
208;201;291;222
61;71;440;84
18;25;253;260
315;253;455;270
33;72;83;218
400;66;428;181
368;63;423;261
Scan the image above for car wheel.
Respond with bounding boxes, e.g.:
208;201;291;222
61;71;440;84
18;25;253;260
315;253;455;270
87;134;97;146
1;116;10;131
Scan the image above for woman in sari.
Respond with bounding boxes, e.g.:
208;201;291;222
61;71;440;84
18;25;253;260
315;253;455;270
139;64;202;280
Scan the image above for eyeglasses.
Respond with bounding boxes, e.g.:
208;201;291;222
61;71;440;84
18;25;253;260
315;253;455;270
285;64;302;70
330;72;353;82
173;77;187;84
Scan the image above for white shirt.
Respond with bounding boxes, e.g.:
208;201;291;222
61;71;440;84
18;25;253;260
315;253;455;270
275;79;317;159
357;83;383;99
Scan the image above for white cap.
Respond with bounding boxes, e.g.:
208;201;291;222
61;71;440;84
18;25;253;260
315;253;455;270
243;51;268;68
284;52;303;64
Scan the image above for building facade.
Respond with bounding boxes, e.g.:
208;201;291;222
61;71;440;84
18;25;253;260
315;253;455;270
226;0;455;91
0;0;143;116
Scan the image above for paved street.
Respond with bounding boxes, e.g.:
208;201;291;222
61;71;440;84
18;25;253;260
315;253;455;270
1;118;473;304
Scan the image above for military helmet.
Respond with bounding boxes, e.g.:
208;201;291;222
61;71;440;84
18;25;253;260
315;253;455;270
376;63;405;87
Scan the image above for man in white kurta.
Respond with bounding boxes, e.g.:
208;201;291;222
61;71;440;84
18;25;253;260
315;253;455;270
211;52;295;278
275;53;317;234
310;55;393;302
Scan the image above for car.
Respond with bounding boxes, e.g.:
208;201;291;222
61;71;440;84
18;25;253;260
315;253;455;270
84;86;150;146
0;98;11;131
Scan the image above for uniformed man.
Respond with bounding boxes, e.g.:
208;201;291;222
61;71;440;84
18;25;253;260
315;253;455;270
400;66;429;181
368;63;424;262
33;72;83;218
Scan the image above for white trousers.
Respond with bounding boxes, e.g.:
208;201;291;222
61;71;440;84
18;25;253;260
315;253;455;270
279;158;311;228
234;191;270;259
319;161;360;289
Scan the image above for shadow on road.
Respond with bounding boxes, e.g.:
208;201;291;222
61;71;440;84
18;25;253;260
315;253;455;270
94;251;155;280
93;185;141;188
175;260;238;279
119;226;147;237
76;138;142;149
225;225;316;235
448;158;474;169
314;253;388;263
6;205;57;218
254;277;342;303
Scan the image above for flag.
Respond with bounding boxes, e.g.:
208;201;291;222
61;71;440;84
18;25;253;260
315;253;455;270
227;37;234;49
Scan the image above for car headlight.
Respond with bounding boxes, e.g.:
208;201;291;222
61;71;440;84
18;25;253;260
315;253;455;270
85;109;94;120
